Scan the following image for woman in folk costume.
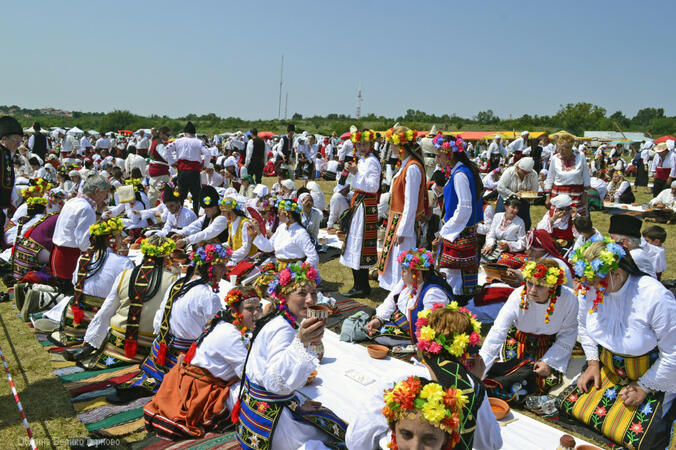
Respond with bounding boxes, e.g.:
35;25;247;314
173;185;228;249
544;134;590;215
220;196;267;265
479;259;577;403
111;243;232;403
347;305;501;450
377;126;429;291
365;248;452;346
255;195;279;236
253;198;319;270
504;229;575;288
61;236;179;368
535;194;575;249
559;239;676;449
106;177;149;242
431;134;484;299
480;195;526;263
59;218;134;345
340;129;381;297
234;263;347;449
144;287;262;440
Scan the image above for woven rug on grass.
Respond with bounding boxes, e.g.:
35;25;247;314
326;296;374;329
133;431;240;450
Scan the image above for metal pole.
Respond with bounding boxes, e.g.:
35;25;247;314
278;55;284;119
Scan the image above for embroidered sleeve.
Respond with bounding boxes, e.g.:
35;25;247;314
261;330;318;395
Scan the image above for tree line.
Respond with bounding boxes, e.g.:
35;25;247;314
2;103;673;138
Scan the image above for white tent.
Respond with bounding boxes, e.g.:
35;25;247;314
88;130;100;136
67;126;84;135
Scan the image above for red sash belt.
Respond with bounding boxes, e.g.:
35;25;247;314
655;167;671;182
177;160;201;172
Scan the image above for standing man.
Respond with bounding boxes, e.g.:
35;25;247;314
95;133;111;151
487;134;506;170
147;126;172;206
507;131;529;163
28;122;49;160
275;124;295;179
165;121;209;215
245;128;265;184
80;131;93;156
0;116;21;246
135;130;150;157
650;142;676;198
60;129;80;159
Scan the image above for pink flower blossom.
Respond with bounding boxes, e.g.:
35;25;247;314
279;270;292;286
415;317;428;328
427;341;442;353
305;267;318;281
432;303;444;310
469;332;481;346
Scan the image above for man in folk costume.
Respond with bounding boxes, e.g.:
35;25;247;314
173;185;228;249
220;196;268;265
144;287;262;440
137;183;197;237
111;244;232;403
51;174;111;294
56;217;134;345
507;130;529;163
650;141;676;198
377;126;429;291
61;236;179;368
147;126;173;207
432;134;484;300
340;129;381;297
0;116;21;247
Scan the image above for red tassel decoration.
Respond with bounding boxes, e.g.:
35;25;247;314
71;305;84;326
183;342;197;365
124;339;138;358
231;399;241;424
156;341;167;366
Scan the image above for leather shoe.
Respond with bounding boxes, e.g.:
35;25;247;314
62;343;97;362
344;288;370;298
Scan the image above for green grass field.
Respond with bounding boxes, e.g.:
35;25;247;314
0;175;672;448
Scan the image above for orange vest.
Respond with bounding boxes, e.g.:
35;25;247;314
390;157;427;218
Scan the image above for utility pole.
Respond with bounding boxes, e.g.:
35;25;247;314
278;55;284;119
284;93;288;120
356;82;362;119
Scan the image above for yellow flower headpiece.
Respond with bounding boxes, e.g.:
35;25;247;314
350;130;376;143
415;302;482;362
88;217;124;236
139;238;176;258
26;196;48;206
125;178;143;192
521;261;567;288
384;128;417;146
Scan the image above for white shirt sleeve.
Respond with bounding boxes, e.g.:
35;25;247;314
375;279;404;320
479;290;521;374
245;140;254;167
439;169;472;242
296;227;319;267
396;164;421;238
185;216;227;245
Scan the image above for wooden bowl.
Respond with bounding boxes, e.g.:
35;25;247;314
366;344;389;359
576;445;601;450
306;369;318;385
488;397;510;420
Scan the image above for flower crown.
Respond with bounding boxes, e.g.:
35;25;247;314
383;376;465;448
49;190;66;200
521;261;566;288
139;238;176;258
225;288;260;307
219;197;241;211
385;128;417;146
351;130;376;143
432;134;465;154
276;199;302;215
189;243;232;267
125;178;143;191
21;184;48;197
88;217;124;236
571;235;626;313
267;262;321;298
415;302;482;363
26;196;48;206
397;248;434;271
256;195;277;212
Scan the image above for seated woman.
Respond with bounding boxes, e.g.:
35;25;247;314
173;186;228;249
112;244;232;403
255;195;279;237
364;248;452;347
62;236;179;367
479;259;578;403
536;194;575;250
346;305;502;450
57;218;134;344
606;170;635;204
220;196;268;265
234;262;346;449
560;238;676;450
144;287;262;440
480;195;526;263
299;192;323;244
106;176;149;242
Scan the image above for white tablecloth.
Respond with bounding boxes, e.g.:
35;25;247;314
603;201;647;212
301;330;594;450
317;229;344;250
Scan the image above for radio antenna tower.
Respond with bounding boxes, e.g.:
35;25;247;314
356;82;363;119
284;93;288;120
277;55;284;119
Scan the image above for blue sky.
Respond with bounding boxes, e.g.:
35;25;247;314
3;1;675;120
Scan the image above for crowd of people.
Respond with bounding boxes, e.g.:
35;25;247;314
0;113;674;449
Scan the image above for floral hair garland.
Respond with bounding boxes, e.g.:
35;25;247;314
219;197;241;211
125;178;143;192
351;130;376;143
276;199;302;215
519;261;567;323
26;196;48;206
415;302;482;369
225;288;260;337
385;128;417;146
22;183;50;198
256;195;277;212
432;133;465;154
571;235;625;314
139;238;176;258
267;262;321;329
88;217;124;236
383;376;465;450
189;244;233;292
397;248;434;299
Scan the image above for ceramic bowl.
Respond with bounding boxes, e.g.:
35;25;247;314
307;305;330;320
366;344;389;359
488;397;510;420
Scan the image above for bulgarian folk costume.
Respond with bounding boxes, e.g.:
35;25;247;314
535;194;575;248
544;145;591;214
263;199;319;270
234;263;346;449
560;238;676;449
60;218;134;345
114;244;232;401
436;136;483;297
147;134;172;206
480;260;577;403
144;288;261;440
220;197;266;265
143;184;197;237
371;248;452;346
62;237;178;368
175;186;228;247
340;130;381;297
650;142;676;198
377;128;428;291
0;117;19;246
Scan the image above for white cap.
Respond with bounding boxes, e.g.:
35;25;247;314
223;156;237;168
671;180;676;189
281;179;296;191
521;131;529;137
516;157;534;172
495;134;502;140
306;181;321;193
667;139;675;151
298;192;311;204
69;170;80;178
551;194;572;209
252;184;269;198
204;161;214;170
